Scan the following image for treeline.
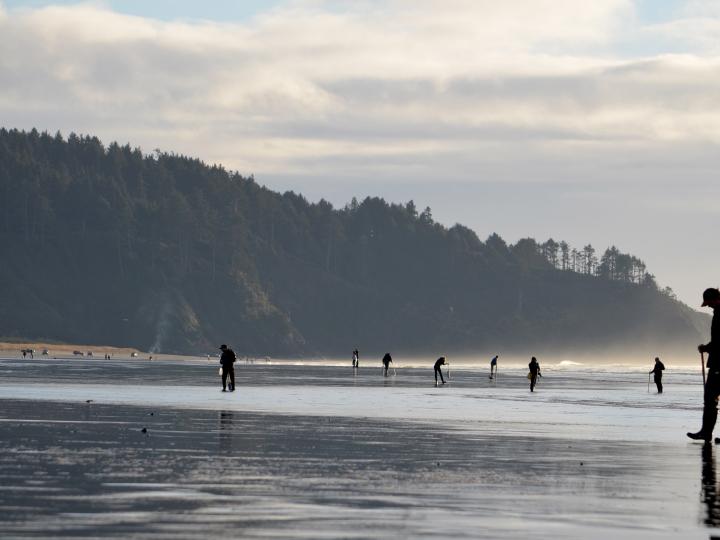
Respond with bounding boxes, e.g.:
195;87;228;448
535;240;651;285
533;239;679;298
0;128;702;354
345;202;661;289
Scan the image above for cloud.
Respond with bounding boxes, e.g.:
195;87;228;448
0;0;719;182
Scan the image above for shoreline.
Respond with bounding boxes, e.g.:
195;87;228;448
0;341;140;356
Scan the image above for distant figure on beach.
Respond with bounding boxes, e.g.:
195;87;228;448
649;357;665;393
688;288;720;441
434;356;448;385
22;350;26;359
219;344;237;392
490;355;498;379
529;357;542;392
382;353;393;377
352;349;359;369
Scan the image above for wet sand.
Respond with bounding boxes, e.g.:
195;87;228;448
0;357;718;539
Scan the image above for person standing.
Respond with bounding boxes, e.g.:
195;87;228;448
649;357;665;393
352;349;359;369
490;355;498;379
529;356;542;392
382;353;393;377
219;344;237;392
688;288;720;441
434;356;448;385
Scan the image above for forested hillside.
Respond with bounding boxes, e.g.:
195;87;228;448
0;129;707;355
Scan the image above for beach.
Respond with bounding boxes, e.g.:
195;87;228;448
0;356;717;539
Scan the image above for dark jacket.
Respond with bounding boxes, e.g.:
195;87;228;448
529;360;540;375
708;308;720;370
382;353;392;367
651;361;665;376
220;348;237;367
434;357;446;370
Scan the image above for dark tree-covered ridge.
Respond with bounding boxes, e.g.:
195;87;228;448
0;128;706;355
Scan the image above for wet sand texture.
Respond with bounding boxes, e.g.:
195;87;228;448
0;358;717;539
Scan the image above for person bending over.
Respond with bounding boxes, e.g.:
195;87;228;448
434;356;448;385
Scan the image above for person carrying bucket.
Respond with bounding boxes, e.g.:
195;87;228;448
219;344;237;392
382;353;393;377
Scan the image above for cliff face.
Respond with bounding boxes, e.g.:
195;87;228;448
0;129;707;355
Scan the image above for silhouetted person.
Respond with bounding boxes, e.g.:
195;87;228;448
21;350;26;359
649;357;665;393
434;356;447;385
352;349;359;369
382;353;392;377
529;357;541;392
490;355;498;379
689;288;720;441
219;344;237;392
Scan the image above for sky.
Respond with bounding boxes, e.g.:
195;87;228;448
0;0;718;307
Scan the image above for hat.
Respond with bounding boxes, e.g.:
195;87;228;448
702;288;720;307
219;344;227;350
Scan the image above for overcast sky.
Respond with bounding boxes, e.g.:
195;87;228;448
1;0;718;307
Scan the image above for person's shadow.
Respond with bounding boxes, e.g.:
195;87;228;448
701;442;720;530
218;411;234;452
